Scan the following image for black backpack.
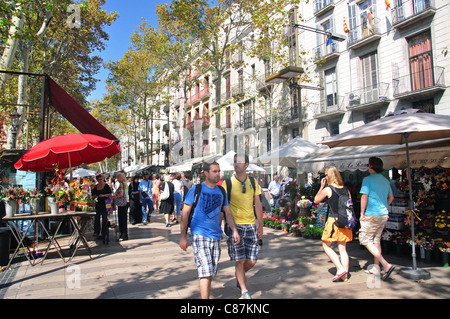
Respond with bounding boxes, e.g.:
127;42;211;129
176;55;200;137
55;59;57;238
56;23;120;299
186;183;226;233
330;186;356;230
224;176;262;211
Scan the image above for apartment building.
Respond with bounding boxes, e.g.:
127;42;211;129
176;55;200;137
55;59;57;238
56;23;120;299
127;0;449;179
300;0;449;144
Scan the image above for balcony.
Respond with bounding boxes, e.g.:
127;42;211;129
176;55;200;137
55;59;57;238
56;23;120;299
186;87;210;106
256;75;274;92
393;66;445;100
348;18;381;50
346;82;391;112
313;95;346;120
231;83;245;100
392;0;436;29
314;40;340;62
314;0;335;16
232;51;244;67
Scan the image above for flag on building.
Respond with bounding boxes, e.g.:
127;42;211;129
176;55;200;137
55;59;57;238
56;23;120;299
385;0;391;10
343;17;349;34
367;6;374;34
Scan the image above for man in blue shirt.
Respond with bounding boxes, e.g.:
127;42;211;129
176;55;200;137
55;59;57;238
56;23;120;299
359;157;395;280
179;162;240;299
138;172;153;225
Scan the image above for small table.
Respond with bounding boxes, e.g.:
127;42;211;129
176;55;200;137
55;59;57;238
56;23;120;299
2;211;95;269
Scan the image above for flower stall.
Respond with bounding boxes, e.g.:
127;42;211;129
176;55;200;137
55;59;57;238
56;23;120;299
379;167;450;267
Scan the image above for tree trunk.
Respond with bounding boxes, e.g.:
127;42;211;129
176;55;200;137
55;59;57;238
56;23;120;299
0;8;24;91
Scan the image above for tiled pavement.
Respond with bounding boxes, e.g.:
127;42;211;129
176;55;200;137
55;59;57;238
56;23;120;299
1;212;449;300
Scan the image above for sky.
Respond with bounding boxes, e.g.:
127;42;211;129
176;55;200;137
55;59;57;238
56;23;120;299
87;0;163;102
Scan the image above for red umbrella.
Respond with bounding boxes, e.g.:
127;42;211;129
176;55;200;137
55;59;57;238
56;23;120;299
14;134;121;172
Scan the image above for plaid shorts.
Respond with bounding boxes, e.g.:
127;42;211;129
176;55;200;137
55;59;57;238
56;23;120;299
359;215;389;246
227;224;259;262
191;234;221;278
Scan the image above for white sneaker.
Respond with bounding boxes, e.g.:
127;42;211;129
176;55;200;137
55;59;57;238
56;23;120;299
240;290;251;299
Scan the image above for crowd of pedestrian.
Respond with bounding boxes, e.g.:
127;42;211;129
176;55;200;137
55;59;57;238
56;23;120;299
86;156;396;299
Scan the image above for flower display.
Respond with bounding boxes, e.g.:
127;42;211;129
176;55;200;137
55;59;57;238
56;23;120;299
434;210;450;232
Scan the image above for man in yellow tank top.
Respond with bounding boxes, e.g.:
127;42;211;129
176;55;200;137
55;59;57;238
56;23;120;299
224;154;263;299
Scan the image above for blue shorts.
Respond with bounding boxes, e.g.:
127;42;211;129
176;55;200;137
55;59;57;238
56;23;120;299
191;234;221;278
226;224;259;262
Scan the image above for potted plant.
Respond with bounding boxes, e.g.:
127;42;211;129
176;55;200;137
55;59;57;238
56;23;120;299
289;224;304;237
27;188;43;214
1;186;20;217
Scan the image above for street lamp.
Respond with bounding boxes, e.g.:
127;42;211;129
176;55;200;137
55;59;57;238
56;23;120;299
9;108;21;149
293;24;346;42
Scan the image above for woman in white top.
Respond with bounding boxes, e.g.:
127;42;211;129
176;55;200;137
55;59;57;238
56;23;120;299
172;173;184;223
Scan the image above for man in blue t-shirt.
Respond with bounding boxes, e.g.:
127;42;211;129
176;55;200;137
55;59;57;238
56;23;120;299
138;172;153;224
179;162;240;299
359;157;395;281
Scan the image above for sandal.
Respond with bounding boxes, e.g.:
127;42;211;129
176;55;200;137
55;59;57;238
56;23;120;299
332;271;348;282
382;265;395;281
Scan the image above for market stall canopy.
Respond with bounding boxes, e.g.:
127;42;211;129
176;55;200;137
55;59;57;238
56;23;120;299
321;109;450;148
217;151;266;172
65;168;97;178
297;138;450;173
166;153;222;173
252;136;320;168
14;134;121;172
47;76;118;142
123;164;152;175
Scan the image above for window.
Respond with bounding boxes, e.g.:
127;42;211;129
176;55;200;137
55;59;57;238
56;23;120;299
325;68;337;107
364;110;381;123
241;100;254;129
291;87;299;119
321;19;335;55
328;122;339;136
238;69;244;93
413;98;435;114
408;31;434;91
226;107;231;128
288;9;297;65
225;75;231;100
361;52;378;102
359;0;375;36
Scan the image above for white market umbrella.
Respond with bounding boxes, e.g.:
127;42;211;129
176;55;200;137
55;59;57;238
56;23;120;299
252;136;320;168
65;168;96;178
321;109;450;280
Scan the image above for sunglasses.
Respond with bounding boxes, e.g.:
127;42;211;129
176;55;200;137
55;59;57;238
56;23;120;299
241;181;246;194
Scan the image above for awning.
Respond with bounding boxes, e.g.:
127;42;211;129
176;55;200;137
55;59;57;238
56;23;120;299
296;138;450;173
123;164;152;175
167;153;222;173
47;76;118;142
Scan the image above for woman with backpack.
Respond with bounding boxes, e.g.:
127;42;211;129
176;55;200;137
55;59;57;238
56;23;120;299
314;166;353;282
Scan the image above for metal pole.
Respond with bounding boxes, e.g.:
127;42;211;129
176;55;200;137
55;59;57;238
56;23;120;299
404;133;417;270
399;133;431;280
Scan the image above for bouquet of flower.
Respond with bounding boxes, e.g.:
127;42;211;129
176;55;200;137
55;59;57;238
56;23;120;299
27;188;43;200
1;186;28;202
434;210;450;232
438;242;450;253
